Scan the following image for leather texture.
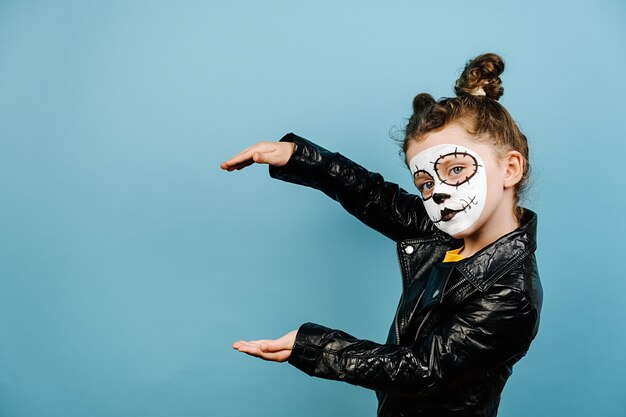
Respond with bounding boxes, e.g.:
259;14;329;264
268;132;543;417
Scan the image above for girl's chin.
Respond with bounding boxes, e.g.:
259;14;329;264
449;230;469;239
446;221;480;239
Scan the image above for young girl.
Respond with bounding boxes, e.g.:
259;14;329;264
220;53;543;417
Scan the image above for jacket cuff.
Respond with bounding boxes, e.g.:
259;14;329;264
268;132;332;183
288;322;330;376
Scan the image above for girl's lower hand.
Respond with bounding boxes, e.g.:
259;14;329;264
232;330;298;362
219;141;295;171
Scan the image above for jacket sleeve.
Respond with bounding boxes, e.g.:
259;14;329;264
287;285;539;398
268;132;434;242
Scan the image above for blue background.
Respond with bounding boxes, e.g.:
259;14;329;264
1;1;624;416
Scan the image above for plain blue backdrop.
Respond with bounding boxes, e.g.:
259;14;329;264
1;1;624;416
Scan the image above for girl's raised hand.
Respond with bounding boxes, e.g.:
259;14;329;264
219;141;295;172
232;329;298;362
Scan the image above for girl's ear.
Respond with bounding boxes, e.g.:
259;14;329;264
502;151;524;189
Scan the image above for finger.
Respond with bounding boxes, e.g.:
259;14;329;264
235;339;277;351
235;344;291;362
221;146;266;169
253;149;284;166
226;159;255;171
259;340;285;353
262;331;297;352
222;152;265;170
232;340;260;349
232;142;273;158
234;335;292;352
251;151;268;164
221;142;275;169
221;150;255;170
258;350;291;362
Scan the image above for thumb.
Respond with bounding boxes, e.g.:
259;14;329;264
253;149;285;166
260;341;284;352
252;152;265;164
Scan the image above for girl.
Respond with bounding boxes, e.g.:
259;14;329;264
220;53;543;417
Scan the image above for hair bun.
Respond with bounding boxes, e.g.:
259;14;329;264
412;93;436;115
454;53;505;100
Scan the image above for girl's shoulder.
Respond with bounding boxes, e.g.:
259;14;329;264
488;255;541;306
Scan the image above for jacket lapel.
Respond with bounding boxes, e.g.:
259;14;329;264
454;208;538;292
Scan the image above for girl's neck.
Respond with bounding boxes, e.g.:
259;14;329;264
459;203;520;258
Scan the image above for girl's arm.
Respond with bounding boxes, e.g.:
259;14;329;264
268;132;434;242
285;283;539;397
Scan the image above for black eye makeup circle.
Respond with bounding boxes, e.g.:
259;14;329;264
432;148;482;188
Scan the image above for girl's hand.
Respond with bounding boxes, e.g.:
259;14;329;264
220;141;295;171
232;330;298;362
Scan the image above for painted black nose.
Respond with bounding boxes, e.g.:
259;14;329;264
432;193;450;204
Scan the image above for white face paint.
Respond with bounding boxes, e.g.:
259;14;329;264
408;143;487;236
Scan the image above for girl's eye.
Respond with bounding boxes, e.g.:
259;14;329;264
420;181;434;191
418;181;435;199
450;166;464;176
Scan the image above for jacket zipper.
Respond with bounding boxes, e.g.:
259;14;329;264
442;274;468;298
393;246;405;344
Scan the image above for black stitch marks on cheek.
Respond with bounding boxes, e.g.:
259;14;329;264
460;196;478;212
465;195;478;209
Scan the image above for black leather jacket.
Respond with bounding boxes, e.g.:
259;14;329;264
268;132;543;417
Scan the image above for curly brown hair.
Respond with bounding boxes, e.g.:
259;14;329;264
397;52;531;224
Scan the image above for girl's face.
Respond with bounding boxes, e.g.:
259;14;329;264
405;122;507;238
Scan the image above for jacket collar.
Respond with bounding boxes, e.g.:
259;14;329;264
440;208;538;292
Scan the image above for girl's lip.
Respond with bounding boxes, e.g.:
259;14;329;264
440;208;460;222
